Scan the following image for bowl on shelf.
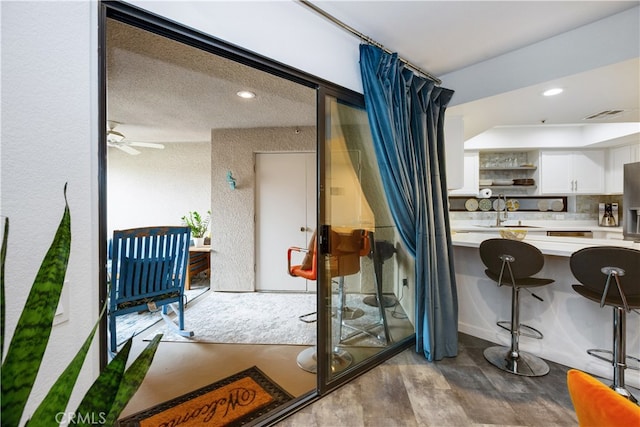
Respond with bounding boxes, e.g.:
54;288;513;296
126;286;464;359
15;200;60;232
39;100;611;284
493;179;514;186
500;229;528;241
513;178;535;186
479;179;493;186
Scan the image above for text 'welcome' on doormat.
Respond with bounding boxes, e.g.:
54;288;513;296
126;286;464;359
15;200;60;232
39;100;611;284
117;366;293;427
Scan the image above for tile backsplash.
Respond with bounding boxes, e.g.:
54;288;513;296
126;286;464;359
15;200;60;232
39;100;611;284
449;194;623;221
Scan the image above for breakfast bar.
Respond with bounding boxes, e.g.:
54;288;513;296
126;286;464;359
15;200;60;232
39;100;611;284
452;231;640;387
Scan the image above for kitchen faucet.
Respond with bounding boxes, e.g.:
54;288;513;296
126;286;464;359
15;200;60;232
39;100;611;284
496;193;508;227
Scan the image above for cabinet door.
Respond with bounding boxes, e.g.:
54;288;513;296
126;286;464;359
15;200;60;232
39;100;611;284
606;145;633;194
573;150;604;194
631;142;640;162
449;151;478;195
540;151;573;194
444;115;464;190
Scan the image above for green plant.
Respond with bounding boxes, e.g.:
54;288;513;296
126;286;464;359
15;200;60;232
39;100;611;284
181;210;211;238
1;185;162;426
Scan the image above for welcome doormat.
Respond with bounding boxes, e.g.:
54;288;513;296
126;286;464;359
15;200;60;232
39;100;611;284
117;366;293;426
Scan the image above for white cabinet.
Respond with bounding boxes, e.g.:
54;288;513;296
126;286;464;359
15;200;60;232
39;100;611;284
606;143;640;194
539;150;605;194
449;151;478;195
445;115;465;190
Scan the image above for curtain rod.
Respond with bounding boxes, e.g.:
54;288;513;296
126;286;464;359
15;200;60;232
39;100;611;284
297;0;442;85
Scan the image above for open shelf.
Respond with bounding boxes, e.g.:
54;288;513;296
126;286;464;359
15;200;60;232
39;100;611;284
484;185;537;189
479;166;537;171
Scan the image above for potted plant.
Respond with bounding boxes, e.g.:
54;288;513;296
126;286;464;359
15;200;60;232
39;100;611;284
181;210;211;247
1;185;161;426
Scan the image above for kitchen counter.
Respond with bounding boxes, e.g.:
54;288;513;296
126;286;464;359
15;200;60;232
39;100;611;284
451;220;622;233
451;231;637;257
452;231;639;388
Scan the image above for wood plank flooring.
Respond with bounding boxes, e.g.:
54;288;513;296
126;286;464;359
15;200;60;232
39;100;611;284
276;333;583;426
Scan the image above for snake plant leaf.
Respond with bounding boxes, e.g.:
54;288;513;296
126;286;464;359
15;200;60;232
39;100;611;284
103;334;163;426
1;216;9;357
1;185;71;427
72;338;133;426
27;305;104;426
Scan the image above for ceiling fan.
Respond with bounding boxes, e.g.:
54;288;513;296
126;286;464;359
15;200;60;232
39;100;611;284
107;122;165;155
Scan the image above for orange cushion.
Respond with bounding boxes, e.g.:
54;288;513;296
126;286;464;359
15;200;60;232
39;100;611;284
300;230;316;271
567;369;640;427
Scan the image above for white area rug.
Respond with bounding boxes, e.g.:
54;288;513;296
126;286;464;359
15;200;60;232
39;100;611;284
147;291;391;346
113;279;209;346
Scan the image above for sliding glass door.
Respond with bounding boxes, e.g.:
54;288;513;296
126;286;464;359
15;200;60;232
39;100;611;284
318;94;415;387
101;2;416;420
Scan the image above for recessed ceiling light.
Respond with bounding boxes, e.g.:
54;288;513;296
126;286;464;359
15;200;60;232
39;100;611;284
236;90;256;99
542;88;563;97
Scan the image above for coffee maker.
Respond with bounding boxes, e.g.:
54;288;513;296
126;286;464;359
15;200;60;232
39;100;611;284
599;203;619;227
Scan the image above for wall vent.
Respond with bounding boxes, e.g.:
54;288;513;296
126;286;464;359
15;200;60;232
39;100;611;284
583;109;626;120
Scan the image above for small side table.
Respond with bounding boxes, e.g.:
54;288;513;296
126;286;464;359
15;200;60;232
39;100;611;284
186;245;211;290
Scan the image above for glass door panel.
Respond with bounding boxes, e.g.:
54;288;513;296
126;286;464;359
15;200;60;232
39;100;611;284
320;96;415;384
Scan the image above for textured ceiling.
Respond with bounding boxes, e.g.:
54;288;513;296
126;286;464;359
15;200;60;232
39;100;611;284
107;2;638;146
107;19;316;144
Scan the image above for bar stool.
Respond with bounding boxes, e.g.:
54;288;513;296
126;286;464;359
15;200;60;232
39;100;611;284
479;238;555;376
570;246;640;403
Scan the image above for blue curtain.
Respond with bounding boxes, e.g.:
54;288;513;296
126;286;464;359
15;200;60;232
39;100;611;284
359;44;458;361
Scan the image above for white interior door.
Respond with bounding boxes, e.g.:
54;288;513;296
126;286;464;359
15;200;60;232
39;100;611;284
256;152;316;291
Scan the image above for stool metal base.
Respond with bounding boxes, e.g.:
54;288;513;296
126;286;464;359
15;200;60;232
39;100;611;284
586;348;640;402
341;307;365;320
484;345;550;377
587;348;640;370
611;385;638;404
497;321;544;340
363;295;397;308
296;346;353;374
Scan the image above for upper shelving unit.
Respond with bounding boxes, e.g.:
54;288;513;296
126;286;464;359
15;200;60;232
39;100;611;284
479;166;537;171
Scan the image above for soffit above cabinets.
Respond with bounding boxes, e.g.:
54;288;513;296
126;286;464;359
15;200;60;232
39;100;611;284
465;122;640;151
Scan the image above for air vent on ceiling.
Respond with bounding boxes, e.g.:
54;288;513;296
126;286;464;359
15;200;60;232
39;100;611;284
583;109;626;120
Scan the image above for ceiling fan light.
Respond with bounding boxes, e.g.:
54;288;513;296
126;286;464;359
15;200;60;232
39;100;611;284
236;90;256;99
107;129;125;142
542;88;563;97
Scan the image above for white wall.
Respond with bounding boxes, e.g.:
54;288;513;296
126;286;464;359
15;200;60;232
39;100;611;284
211;126;315;291
108;142;211;234
129;0;364;93
1;2;99;422
0;1;362;421
442;6;640;106
5;0;631;419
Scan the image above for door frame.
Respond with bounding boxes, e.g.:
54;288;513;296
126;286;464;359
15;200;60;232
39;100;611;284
99;0;414;421
255;152;316;292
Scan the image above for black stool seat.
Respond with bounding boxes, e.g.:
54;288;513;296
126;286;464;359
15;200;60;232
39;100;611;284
570;246;640;403
572;285;640;308
484;270;554;288
479;238;555;377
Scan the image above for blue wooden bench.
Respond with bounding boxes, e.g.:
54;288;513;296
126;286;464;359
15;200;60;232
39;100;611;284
109;226;194;353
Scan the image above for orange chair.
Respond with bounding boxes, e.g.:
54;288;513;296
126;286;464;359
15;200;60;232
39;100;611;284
567;369;640;426
287;244;317;280
288;235;318;323
287;228;377;373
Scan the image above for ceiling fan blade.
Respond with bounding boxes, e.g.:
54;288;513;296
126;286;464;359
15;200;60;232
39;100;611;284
116;144;141;155
128;141;165;149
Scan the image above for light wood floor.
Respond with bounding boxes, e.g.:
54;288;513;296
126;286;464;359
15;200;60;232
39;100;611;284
278;333;583;426
120;307;638;426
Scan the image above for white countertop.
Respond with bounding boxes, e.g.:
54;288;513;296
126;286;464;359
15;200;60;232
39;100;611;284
450;220;623;234
451;231;639;257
